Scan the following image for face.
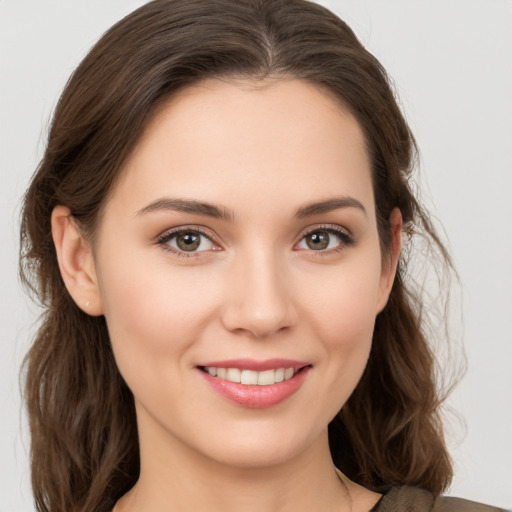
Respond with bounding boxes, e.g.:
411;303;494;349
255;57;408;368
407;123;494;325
90;79;397;469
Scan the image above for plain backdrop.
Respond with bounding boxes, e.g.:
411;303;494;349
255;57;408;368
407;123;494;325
1;1;511;510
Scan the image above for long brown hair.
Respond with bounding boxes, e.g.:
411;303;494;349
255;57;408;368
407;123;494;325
20;1;455;510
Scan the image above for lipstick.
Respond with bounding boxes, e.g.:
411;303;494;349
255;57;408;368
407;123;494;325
197;359;311;408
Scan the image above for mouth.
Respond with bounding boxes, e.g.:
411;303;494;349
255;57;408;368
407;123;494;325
196;359;312;408
198;366;305;386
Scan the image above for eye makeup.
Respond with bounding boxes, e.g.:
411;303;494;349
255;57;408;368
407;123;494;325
155;222;356;259
295;224;356;254
156;226;221;258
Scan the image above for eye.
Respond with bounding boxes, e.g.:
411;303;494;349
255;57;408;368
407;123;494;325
296;227;354;252
157;228;219;255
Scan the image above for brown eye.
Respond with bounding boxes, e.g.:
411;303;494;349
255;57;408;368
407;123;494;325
159;229;216;254
176;232;201;251
297;227;354;253
304;230;331;250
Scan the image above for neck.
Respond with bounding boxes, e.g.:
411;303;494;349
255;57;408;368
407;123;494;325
115;430;354;512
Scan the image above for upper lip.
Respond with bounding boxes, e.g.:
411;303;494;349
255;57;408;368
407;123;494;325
197;358;311;372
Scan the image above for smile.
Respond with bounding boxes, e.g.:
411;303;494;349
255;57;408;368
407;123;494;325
197;359;311;408
201;366;297;385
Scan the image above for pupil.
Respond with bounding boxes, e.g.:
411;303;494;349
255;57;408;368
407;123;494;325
177;232;200;251
307;231;329;250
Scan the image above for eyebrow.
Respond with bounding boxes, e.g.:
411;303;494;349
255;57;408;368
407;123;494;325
136;198;234;221
294;196;367;219
136;195;366;221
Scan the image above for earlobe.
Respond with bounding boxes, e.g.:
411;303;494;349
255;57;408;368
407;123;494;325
51;205;103;316
376;208;402;313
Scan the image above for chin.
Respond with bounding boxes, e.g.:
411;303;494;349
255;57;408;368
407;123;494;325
205;443;304;470
191;422;325;470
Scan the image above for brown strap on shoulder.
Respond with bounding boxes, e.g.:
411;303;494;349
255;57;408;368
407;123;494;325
371;486;435;512
433;496;509;512
372;486;509;512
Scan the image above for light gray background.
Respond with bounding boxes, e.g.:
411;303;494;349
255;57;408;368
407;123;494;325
1;1;511;510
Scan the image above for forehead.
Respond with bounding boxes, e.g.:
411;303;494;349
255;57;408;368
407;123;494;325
108;78;375;220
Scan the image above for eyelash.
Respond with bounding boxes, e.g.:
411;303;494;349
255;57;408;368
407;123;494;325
156;225;355;258
157;227;217;258
298;225;355;255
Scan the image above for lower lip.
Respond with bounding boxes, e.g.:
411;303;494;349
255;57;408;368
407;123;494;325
198;367;311;409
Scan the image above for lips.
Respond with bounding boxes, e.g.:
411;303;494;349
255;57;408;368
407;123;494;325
203;366;297;385
197;359;311;408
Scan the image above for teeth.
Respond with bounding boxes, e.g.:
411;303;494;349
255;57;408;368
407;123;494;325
204;366;298;385
257;369;275;385
226;368;241;383
274;368;285;383
241;369;258;385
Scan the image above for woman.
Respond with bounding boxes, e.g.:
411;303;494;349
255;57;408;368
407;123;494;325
18;1;507;511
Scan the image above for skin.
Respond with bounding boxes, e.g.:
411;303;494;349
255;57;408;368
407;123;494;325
52;78;401;512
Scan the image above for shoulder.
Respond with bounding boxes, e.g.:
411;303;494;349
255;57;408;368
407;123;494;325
433;495;509;512
371;486;509;512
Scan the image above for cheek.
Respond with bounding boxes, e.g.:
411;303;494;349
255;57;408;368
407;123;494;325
320;284;377;380
95;251;220;369
300;255;382;407
302;259;382;346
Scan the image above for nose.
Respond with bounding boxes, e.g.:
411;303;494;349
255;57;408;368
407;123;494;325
220;248;298;339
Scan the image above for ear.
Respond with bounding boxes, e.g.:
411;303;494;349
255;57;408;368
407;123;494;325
376;207;402;313
51;205;103;316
